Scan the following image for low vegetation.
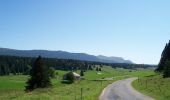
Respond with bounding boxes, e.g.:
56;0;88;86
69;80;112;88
133;74;170;100
0;65;154;100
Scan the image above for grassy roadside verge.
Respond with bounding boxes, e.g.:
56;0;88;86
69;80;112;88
132;74;170;100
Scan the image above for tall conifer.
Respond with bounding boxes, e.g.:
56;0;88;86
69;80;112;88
25;56;51;91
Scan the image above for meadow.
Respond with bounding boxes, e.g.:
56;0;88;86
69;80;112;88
133;74;170;100
0;66;154;100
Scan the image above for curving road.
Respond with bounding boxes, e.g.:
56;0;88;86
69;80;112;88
99;78;155;100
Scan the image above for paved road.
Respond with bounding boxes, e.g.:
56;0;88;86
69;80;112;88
99;78;155;100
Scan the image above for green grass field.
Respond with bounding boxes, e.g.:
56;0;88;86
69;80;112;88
0;66;154;100
133;74;170;100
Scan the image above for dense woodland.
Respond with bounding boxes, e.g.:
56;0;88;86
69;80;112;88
0;55;156;76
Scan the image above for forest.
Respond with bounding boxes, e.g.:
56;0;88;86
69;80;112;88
0;55;156;76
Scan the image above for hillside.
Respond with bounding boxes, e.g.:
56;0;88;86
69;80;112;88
0;48;133;64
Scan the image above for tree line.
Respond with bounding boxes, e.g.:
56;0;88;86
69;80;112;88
0;55;96;76
0;55;155;76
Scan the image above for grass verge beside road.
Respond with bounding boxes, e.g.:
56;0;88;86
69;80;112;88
133;74;170;100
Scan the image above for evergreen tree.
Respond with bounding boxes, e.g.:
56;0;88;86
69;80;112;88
157;40;170;72
96;67;99;71
163;60;170;78
0;65;2;76
98;68;102;71
157;44;168;71
88;65;93;70
25;56;51;91
80;70;84;76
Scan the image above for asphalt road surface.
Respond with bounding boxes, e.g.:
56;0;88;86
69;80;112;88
99;78;155;100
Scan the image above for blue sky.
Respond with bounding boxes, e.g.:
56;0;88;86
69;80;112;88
0;0;170;64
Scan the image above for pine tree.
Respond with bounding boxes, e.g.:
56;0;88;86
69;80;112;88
157;41;170;72
157;44;168;71
80;70;84;76
96;67;99;71
98;68;102;71
163;60;170;78
0;65;2;76
25;56;51;91
88;65;93;70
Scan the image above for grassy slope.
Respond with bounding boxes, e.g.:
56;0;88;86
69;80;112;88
0;66;154;100
133;74;170;100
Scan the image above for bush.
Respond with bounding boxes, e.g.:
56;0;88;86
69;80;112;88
48;67;56;78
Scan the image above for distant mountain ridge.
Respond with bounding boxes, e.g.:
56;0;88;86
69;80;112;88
0;48;133;64
97;55;133;64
